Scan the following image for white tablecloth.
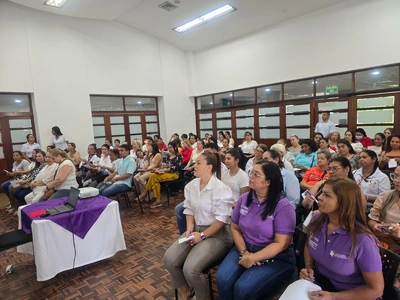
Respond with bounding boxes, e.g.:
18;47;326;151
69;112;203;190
18;200;126;281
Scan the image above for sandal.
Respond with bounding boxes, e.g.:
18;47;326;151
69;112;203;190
150;202;162;209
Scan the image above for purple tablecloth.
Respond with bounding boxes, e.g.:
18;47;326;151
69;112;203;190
21;195;112;239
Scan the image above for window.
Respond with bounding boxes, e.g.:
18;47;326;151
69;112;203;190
355;66;399;92
259;106;280;139
216;111;231;134
286;104;310;138
235;109;254;139
0;94;30;113
284;80;314;99
9;119;34;151
257;85;282;102
125;97;156;111
317;100;349;137
90;96;157;112
145;115;159;135
199;112;213;138
316;74;352;96
93;116;106;147
197;95;213;110
356;96;394;137
90;96;124;111
234;89;255;106
214;92;232;108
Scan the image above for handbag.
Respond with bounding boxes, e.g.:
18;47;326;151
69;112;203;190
41;164;60;201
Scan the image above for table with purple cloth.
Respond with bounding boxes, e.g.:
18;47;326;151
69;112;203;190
17;195;126;281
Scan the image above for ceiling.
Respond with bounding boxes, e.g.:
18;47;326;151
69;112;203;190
9;0;347;51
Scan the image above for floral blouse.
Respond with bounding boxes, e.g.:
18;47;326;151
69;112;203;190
163;154;182;173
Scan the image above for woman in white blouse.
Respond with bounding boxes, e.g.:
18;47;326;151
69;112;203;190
51;126;69;150
163;152;234;300
25;151;59;204
240;131;258;158
46;148;78;200
21;133;41;162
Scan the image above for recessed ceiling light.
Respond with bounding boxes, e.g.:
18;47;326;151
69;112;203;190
173;4;237;33
265;88;271;92
372;71;380;75
138;101;142;104
44;0;68;8
209;102;213;105
15;99;21;103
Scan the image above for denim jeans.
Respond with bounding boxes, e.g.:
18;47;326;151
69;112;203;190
14;188;31;203
1;180;12;200
99;182;130;197
216;242;296;300
175;202;186;235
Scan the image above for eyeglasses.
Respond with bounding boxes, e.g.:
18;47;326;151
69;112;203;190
390;173;400;182
327;166;343;172
249;170;265;178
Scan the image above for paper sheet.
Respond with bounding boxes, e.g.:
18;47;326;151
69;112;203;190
10;180;20;188
280;279;321;300
388;158;397;169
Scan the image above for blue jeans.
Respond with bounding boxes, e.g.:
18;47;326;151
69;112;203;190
99;182;130;197
1;180;12;200
175;202;186;235
14;188;31;203
216;242;296;300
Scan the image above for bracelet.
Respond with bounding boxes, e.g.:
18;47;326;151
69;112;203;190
239;248;248;255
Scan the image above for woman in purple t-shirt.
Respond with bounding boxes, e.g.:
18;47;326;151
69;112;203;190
216;161;296;300
300;177;384;299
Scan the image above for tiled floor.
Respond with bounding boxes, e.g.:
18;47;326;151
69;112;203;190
0;192;188;300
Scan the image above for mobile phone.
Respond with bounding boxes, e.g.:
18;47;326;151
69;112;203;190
3;169;9;173
380;225;394;233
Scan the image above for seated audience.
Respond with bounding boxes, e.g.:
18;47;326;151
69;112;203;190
46;148;78;200
1;151;30;210
105;139;113;150
91;149;120;189
300;178;383;299
83;144;112;187
288;135;301;158
368;133;385;158
130;139;142;160
354;150;391;206
183;141;204;172
245;144;268;175
180;140;194;169
157;137;167;152
139;142;182;208
337;139;360;171
79;143;100;179
114;139;121;149
313;132;323;148
328;131;340;152
67;142;82;186
217;133;225;148
189;135;198;149
46;145;55;152
293;139;318;173
369;166;400;254
164;152;234;300
216;161;296;299
300;150;331;191
263;150;300;208
344;130;363;153
383;128;394;150
25;151;58;204
134;142;162;196
355;128;373;148
222;149;250;204
225;131;235;147
219;138;232;156
99;145;136;197
302;157;355;211
21;133;41;162
318;138;336;155
379;133;400;172
240;131;258;158
8;150;46;214
270;143;294;172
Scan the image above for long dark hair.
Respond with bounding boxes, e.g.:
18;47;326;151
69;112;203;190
330;156;355;181
226;148;246;170
34;150;46;168
345;130;356;143
148;142;160;159
52;126;63;137
385;133;400;152
337;139;355;154
267;149;284;168
245;161;284;220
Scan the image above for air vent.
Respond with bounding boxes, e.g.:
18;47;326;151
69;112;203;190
159;1;178;12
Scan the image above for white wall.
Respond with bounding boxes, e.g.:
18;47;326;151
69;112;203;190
0;1;194;153
191;0;400;95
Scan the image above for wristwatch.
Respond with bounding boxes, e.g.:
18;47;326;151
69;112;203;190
200;232;207;240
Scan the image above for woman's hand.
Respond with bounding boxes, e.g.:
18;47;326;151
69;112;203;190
300;268;315;281
389;223;400;239
238;252;255;269
304;194;315;207
188;232;202;246
308;291;335;300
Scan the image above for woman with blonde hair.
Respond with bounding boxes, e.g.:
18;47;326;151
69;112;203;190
46;148;78;200
130;139;142;160
300;177;383;299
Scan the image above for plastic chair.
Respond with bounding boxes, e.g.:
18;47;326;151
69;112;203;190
380;247;400;300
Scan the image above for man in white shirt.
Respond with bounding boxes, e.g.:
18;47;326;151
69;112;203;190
315;111;336;138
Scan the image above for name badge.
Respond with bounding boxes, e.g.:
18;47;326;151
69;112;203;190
240;205;249;216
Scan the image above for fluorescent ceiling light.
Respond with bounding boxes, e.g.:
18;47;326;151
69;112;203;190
44;0;68;8
173;4;236;33
229;93;232;96
209;102;213;104
372;71;380;75
15;99;21;103
265;88;271;92
138;101;142;104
